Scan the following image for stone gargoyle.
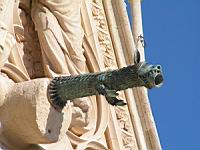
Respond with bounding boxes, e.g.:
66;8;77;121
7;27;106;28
48;50;164;111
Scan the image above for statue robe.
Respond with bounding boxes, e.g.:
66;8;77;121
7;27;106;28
31;0;86;77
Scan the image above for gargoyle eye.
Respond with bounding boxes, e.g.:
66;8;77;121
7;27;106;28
157;65;161;70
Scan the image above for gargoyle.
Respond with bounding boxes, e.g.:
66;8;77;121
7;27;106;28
48;50;164;110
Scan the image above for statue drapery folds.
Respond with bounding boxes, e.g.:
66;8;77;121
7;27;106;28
31;0;86;77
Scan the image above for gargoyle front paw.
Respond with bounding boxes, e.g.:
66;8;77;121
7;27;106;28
106;96;126;106
96;84;126;106
114;99;127;106
106;89;119;97
96;84;118;97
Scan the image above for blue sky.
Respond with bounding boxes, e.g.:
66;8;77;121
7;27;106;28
126;0;200;149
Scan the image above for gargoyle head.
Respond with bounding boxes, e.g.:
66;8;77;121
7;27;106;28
134;50;164;89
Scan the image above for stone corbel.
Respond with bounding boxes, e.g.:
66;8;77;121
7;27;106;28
0;77;72;149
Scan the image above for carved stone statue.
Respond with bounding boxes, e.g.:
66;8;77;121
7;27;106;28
0;0;163;149
31;0;86;77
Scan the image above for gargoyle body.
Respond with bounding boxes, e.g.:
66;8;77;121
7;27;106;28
48;56;164;110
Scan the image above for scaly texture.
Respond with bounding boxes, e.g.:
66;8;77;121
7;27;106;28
48;62;164;110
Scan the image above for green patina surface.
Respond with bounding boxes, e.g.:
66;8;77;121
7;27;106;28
48;61;164;110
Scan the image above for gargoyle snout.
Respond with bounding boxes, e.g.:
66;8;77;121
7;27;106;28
138;63;164;89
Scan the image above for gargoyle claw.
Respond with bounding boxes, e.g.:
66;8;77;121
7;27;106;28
106;96;126;106
96;84;118;97
106;89;119;97
115;100;127;106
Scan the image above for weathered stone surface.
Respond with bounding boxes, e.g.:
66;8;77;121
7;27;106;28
0;0;162;149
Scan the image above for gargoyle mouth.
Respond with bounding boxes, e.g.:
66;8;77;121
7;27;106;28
154;74;164;87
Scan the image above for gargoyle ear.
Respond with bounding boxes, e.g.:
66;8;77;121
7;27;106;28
134;49;141;64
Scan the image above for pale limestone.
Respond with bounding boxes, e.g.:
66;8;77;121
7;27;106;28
0;0;161;149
